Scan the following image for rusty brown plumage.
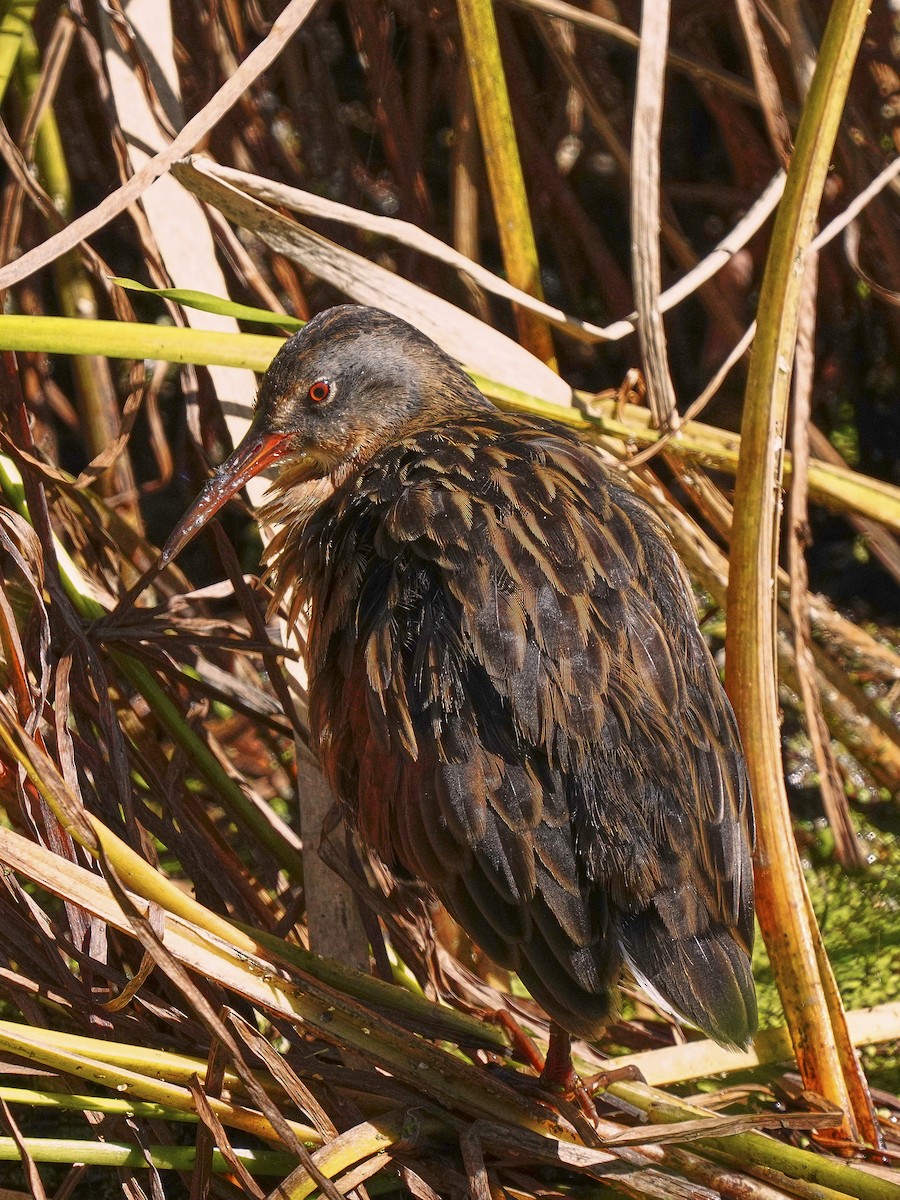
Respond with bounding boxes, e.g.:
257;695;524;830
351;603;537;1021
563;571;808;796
163;305;757;1061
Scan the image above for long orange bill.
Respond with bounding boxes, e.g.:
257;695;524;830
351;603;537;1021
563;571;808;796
159;427;293;567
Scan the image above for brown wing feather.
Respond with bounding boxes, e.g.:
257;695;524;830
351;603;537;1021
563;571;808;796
292;411;756;1047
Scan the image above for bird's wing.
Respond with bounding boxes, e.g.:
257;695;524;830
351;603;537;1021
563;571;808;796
305;416;755;1043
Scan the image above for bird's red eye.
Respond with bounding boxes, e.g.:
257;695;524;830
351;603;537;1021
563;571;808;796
308;380;331;404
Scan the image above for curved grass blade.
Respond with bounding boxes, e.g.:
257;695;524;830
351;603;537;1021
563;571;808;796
113;277;304;330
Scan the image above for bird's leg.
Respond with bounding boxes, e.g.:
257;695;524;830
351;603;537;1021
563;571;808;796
490;1009;547;1074
540;1025;609;1129
539;1027;646;1122
489;1012;637;1126
540;1023;577;1091
489;1013;625;1135
490;1013;588;1092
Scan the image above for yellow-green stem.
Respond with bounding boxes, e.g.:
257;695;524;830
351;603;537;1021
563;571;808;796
610;1081;900;1200
725;0;873;1141
0;1023;320;1146
455;0;556;366
0;314;283;370
0;1136;298;1174
2;318;897;534
0;0;37;103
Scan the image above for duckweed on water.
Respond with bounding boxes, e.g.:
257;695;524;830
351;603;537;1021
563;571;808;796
752;816;900;1090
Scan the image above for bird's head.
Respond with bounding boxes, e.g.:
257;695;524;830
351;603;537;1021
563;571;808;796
159;305;488;566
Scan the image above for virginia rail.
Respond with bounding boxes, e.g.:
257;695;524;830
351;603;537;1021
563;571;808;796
161;305;757;1079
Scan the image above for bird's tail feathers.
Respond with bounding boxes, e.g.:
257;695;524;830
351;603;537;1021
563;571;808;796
621;916;757;1050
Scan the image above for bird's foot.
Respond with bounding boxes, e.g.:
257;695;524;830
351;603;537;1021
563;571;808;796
583;1063;646;1092
488;1013;644;1128
543;1046;646;1128
491;1017;597;1126
535;1028;612;1132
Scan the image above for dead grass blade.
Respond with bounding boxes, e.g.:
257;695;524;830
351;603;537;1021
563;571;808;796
630;0;677;427
172;155;571;406
733;0;792;165
502;0;765;106
189;160;615;344
786;257;864;867
0;0;320;290
608;1082;900;1200
96;0;260;481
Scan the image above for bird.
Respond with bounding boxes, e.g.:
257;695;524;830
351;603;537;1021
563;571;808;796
160;304;757;1084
